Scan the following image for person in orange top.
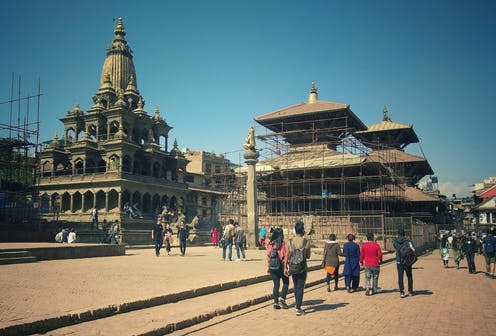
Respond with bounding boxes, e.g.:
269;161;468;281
360;232;383;296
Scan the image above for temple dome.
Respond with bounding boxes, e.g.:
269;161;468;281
99;18;137;93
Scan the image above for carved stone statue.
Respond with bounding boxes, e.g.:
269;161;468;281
243;127;256;151
190;215;200;229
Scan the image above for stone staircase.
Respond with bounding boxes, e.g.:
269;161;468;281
0;250;38;265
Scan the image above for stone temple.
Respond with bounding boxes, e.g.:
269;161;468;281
36;19;221;244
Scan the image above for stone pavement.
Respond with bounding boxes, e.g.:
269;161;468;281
173;251;496;336
0;243;494;336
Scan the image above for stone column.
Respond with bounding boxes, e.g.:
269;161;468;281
70;193;74;212
243;127;259;248
118;192;122;211
105;191;109;212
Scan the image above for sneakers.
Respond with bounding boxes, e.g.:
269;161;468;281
279;299;289;309
242;258;247;261
295;308;304;316
235;258;241;262
400;292;406;298
327;286;331;293
273;303;281;310
365;288;371;296
408;292;414;297
347;288;354;293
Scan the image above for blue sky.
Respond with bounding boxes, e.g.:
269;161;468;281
1;0;495;197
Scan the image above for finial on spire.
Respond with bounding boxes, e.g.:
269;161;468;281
308;82;318;103
383;106;391;122
114;18;126;37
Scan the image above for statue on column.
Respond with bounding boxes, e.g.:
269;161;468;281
243;127;256;151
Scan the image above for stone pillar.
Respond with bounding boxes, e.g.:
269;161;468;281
105;191;109;212
243;127;259;248
118;192;122;211
70;193;74;212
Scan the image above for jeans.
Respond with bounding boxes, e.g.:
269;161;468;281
292;271;307;310
344;275;360;290
222;239;233;260
325;265;339;288
179;239;187;255
396;263;413;294
365;266;380;293
235;242;246;259
466;253;476;273
270;267;289;304
154;239;163;256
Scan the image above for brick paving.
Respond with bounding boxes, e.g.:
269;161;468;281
0;244;494;336
174;251;496;336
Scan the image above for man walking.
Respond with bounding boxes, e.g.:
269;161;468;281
393;229;415;298
462;232;477;274
177;221;189;256
151;219;164;257
360;232;383;296
221;219;235;261
482;229;496;278
234;222;247;261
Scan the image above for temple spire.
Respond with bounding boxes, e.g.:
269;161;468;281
114;17;126;38
308;82;318;104
383;106;391;122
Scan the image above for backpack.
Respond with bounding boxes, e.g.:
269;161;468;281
485;236;495;255
288;238;307;274
399;241;417;266
268;246;282;271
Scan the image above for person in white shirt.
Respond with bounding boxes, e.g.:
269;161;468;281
67;228;77;243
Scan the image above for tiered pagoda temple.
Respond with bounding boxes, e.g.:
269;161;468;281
234;84;442;241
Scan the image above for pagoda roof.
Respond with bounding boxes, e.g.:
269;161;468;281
255;85;367;146
365;149;430;164
354;107;419;149
236;144;365;174
365;149;434;183
360;184;439;202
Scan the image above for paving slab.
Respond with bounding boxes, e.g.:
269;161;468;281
172;251;496;336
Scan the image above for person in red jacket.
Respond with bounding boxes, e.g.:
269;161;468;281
360;232;383;296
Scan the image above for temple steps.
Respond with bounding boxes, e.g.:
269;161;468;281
0;251;37;265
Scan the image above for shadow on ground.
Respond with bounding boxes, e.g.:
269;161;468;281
303;299;349;314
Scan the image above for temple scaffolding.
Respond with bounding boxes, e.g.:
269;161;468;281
213;86;442;250
0;74;41;236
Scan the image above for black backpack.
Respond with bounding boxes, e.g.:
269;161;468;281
268;246;282;271
399;241;417;266
288;238;307;274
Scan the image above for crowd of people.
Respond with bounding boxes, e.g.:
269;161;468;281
437;229;495;277
264;222;418;316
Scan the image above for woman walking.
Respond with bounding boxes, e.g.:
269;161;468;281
342;233;360;293
288;221;312;316
322;233;341;292
211;226;219;247
453;235;463;269
266;228;289;310
163;222;173;255
440;235;450;268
